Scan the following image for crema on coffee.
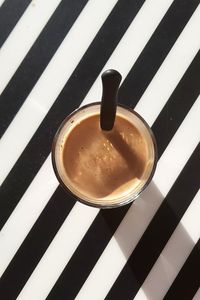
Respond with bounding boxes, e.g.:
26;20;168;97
52;104;156;207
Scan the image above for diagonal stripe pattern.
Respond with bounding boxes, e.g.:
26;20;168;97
0;0;200;299
0;0;31;48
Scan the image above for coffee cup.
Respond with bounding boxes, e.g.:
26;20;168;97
52;102;157;208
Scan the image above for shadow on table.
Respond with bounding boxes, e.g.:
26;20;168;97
99;181;194;300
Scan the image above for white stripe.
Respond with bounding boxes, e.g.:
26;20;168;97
82;0;174;105
135;3;200;125
134;189;200;300
0;0;117;274
153;96;200;196
0;0;5;8
0;0;118;185
193;288;200;300
82;1;200;112
17;203;98;300
0;0;174;184
181;191;200;243
0;0;62;94
0;156;58;277
75;97;200;300
0;0;174;282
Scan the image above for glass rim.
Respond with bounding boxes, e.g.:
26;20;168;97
51;102;158;209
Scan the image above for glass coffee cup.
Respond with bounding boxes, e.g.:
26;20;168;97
52;102;157;208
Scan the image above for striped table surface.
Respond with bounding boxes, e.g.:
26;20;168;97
0;0;200;299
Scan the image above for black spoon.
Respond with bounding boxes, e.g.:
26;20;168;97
100;69;122;131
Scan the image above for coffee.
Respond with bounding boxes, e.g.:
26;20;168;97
52;103;156;207
62;114;148;199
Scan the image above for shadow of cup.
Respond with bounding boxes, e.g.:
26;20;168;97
100;181;194;299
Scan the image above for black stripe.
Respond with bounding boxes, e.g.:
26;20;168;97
45;49;200;299
0;0;88;138
0;0;31;48
164;239;200;300
0;186;75;299
118;0;200;107
106;143;200;300
47;205;131;300
0;0;145;229
153;49;200;158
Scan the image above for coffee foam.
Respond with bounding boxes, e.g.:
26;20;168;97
60;114;151;203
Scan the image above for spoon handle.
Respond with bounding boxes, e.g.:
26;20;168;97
100;69;122;131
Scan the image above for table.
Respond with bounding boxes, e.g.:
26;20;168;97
0;0;200;299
